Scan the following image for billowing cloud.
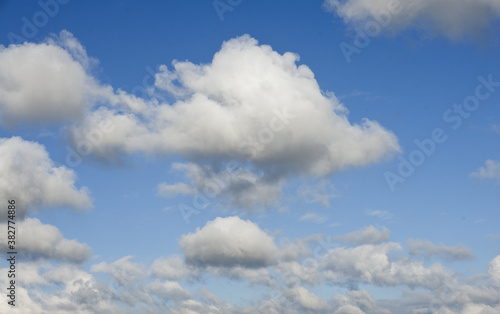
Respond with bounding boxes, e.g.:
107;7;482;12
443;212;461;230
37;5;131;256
0;218;91;263
335;225;390;245
179;216;279;268
66;34;399;209
471;159;500;180
324;0;500;40
0;31;92;126
407;239;474;261
2;31;398;211
0;136;92;219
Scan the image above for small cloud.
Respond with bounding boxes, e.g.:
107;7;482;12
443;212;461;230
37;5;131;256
335;226;390;245
297;180;337;207
488;234;500;241
407;239;474;261
299;212;329;224
365;209;393;220
471;160;500;180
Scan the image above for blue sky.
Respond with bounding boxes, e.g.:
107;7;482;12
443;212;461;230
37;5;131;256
0;0;500;313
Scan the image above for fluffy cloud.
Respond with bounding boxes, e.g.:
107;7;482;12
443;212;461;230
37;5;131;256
3;241;500;313
407;239;474;261
285;286;330;312
0;31;93;127
4;31;398;211
319;243;455;289
335;225;390;245
179;216;279;268
149;255;199;281
66;34;399;209
0;218;90;262
0;136;92;219
471;159;500;180
324;0;500;40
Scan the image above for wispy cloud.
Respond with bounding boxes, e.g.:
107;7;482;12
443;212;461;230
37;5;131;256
299;212;329;224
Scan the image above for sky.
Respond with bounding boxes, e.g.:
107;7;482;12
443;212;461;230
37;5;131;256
0;0;499;313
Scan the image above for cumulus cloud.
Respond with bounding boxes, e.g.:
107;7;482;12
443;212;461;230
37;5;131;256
471;159;500;180
179;216;279;268
64;34;399;209
407;239;474;261
319;242;455;289
0;31;94;127
324;0;500;40
0;136;92;219
335;225;390;245
0;218;90;262
285;286;330;312
3;244;500;313
4;31;398;211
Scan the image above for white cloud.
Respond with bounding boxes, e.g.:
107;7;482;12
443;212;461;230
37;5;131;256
0;218;91;262
0;136;92;218
285;286;330;312
6;31;398;212
489;255;500;286
179;216;279;268
335;225;390;245
324;0;500;40
471;160;500;180
297;180;337;207
319;243;455;289
299;212;329;224
407;239;474;261
147;280;192;301
66;34;399;209
365;209;393;220
91;256;144;286
149;255;199;281
0;31;93;127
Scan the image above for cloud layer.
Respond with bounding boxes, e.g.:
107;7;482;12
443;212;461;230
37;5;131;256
2;219;498;313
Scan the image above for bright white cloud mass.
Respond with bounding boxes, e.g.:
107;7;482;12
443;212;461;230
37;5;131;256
0;0;499;312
